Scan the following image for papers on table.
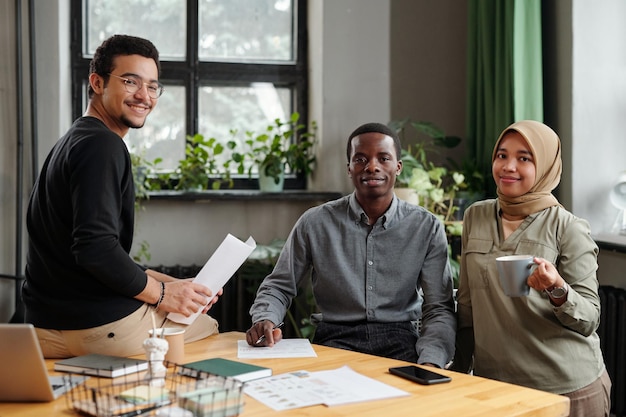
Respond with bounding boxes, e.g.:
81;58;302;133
167;234;256;325
237;339;317;359
244;366;410;411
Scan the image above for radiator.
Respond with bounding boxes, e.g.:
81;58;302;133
599;285;626;417
149;261;309;338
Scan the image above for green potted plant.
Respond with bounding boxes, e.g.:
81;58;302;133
389;118;483;289
406;164;466;234
449;156;486;211
129;151;161;263
390;118;462;205
174;133;233;191
130;152;153;208
394;147;422;204
405;163;466;288
390;119;462;165
233;112;317;192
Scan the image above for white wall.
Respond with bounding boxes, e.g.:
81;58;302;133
570;1;626;236
551;0;626;286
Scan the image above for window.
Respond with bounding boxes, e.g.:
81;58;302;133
70;0;308;188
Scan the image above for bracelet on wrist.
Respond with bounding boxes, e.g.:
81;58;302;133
150;281;165;312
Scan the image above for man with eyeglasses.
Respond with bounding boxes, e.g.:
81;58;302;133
23;34;220;358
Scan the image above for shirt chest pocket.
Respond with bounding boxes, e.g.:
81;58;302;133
515;240;559;265
463;238;494;289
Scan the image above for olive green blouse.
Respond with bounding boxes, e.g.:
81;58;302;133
454;199;606;394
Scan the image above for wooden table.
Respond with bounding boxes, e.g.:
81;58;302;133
0;331;569;417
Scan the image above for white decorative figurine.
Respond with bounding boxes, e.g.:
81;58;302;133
143;331;169;387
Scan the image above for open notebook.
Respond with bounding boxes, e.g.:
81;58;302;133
0;323;87;402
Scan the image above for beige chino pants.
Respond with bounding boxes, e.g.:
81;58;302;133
35;304;219;359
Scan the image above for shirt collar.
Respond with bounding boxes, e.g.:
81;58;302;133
348;192;398;228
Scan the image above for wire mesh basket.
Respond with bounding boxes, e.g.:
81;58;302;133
64;363;244;417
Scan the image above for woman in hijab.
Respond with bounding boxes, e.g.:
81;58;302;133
451;120;611;417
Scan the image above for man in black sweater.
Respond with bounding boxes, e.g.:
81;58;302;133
23;34;219;358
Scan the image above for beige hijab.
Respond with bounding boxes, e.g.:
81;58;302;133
493;120;562;217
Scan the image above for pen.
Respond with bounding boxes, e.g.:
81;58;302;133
255;321;284;345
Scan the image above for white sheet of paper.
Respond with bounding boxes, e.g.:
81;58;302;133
237;339;317;359
313;366;409;406
244;370;325;410
167;234;256;325
244;366;409;411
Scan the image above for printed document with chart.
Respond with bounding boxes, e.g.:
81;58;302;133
244;366;409;410
167;234;256;325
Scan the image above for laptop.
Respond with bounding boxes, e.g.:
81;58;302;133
0;323;87;402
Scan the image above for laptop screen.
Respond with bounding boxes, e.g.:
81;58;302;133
0;323;84;402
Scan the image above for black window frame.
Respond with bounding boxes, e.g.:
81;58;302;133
69;0;309;189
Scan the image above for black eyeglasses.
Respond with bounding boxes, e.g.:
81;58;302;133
108;73;164;99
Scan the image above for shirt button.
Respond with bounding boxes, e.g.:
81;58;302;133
367;285;373;290
368;260;373;266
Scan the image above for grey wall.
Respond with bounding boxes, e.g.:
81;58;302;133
390;0;467;144
0;0;20;321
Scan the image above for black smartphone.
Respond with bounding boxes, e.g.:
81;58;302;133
389;365;452;385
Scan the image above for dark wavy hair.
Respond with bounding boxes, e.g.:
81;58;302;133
88;34;160;98
346;122;401;162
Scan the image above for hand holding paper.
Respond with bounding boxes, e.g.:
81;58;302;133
167;234;256;325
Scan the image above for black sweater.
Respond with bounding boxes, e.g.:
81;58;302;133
24;117;147;329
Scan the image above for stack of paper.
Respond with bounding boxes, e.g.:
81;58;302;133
244;366;409;411
237;339;317;359
168;234;256;325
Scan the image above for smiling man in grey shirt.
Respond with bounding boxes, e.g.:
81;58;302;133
246;122;456;368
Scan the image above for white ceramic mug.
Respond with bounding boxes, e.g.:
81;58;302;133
496;255;536;297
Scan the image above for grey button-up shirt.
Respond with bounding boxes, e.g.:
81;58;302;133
250;192;456;366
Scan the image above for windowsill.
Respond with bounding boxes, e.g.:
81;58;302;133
594;233;626;254
144;189;344;202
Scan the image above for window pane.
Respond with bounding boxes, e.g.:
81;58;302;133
124;86;186;170
198;0;294;62
84;0;186;60
75;0;306;187
197;83;292;172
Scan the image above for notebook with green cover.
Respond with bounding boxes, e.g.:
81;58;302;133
182;358;272;382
